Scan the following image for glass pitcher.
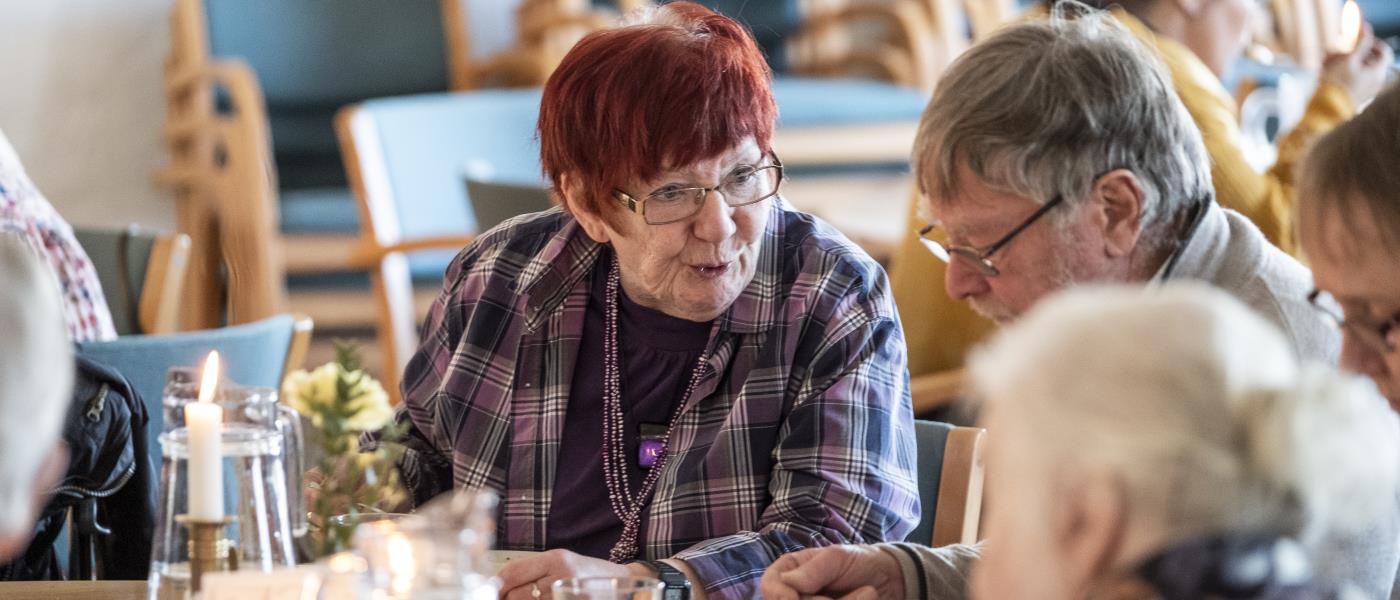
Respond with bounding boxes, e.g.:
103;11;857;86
162;368;307;537
149;373;303;600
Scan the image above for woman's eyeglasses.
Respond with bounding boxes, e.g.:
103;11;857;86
613;152;784;225
1307;289;1399;354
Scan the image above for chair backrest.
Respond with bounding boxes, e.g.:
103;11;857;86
204;0;451;109
465;178;556;233
337;89;544;400
75;314;314;471
908;420;986;547
72;227;191;336
340;89;545;246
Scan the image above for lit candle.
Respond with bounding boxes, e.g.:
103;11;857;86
1340;0;1363;53
185;351;224;521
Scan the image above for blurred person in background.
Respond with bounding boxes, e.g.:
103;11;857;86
1297;84;1400;412
0;128;114;342
763;284;1400;600
370;3;919;599
889;0;1394;378
0;234;73;562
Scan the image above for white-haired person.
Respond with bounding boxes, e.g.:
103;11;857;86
0;234;73;562
1297;84;1400;414
763;284;1400;600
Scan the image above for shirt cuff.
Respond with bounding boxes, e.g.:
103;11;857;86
873;541;983;600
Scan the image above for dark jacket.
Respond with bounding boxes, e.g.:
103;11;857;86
0;355;156;580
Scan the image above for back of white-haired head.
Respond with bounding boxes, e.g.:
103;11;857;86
913;1;1212;253
0;234;72;534
969;283;1400;542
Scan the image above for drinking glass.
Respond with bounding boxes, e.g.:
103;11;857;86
552;577;665;600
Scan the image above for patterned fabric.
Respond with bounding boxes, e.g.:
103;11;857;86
0;130;115;342
386;203;920;599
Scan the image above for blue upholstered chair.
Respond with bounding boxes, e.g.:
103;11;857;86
336;89;545;400
907;420;986;547
197;0;454;239
76;314;314;471
73;227;191;336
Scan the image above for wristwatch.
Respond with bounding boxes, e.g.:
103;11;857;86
639;560;691;600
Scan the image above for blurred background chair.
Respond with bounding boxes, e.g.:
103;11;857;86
76;314;314;471
72;227;191;336
159;0;545;333
337;89;545;402
906;421;986;547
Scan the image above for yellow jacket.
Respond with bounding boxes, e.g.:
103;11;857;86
891;8;1356;377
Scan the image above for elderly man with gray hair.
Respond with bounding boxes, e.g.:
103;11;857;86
762;3;1400;599
0;234;73;562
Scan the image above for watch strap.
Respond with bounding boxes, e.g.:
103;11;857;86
639;559;690;600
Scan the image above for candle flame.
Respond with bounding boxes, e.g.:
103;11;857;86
197;351;220;404
1341;0;1363;53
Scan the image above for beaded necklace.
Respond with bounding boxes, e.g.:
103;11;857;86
602;258;709;563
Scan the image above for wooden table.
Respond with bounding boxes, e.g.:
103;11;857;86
0;580;146;599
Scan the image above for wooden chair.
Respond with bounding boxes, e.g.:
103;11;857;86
336;90;545;403
72;227;192;335
907;421;986;546
160;0;541;332
159;0;285;330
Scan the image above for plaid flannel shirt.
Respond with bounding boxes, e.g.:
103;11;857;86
390;203;919;599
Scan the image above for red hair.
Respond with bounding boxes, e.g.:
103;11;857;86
537;1;777;221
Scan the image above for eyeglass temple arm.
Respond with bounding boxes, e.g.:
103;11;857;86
983;195;1065;256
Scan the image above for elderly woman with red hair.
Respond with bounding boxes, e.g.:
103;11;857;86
376;3;919;598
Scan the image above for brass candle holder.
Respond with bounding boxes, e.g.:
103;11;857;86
176;515;239;593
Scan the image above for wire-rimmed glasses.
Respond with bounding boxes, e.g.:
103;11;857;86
612;152;784;225
915;194;1066;278
1307;289;1399;354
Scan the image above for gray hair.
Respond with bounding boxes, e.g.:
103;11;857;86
913;2;1211;239
0;233;73;534
970;283;1399;541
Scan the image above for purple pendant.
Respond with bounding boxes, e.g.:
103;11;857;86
638;439;664;468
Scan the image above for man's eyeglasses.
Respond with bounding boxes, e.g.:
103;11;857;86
916;194;1066;278
613;152;784;225
1307;289;1399;354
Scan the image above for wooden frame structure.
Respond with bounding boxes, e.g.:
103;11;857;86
158;0;287;330
334;105;476;404
932;425;987;547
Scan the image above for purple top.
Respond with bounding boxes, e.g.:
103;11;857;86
547;254;711;557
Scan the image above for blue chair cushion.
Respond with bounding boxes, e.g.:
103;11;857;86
76;315;297;472
771;77;929;126
280;187;360;234
355;89;546;239
205;0;449;108
906;419;952;544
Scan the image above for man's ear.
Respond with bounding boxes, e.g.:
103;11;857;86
1055;469;1127;595
1091;170;1145;259
559;172;613;244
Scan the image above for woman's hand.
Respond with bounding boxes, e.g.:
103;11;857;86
759;545;904;600
1320;24;1395;108
496;549;640;599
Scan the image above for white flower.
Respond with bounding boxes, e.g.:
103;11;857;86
281;363;393;432
342;371;393;432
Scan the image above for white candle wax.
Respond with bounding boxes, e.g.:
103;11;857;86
185;349;225;524
185;400;224;521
